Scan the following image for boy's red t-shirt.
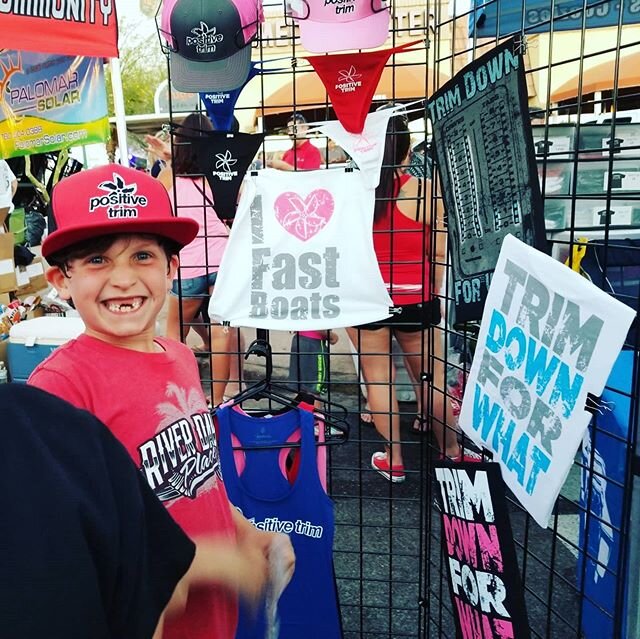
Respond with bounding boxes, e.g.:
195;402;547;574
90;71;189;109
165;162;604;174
29;334;238;639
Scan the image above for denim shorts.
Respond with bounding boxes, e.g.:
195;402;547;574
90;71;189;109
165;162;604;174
170;272;218;297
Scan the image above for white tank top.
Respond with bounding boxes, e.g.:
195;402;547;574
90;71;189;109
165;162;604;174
209;168;392;330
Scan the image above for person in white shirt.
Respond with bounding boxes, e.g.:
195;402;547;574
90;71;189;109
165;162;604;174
0;159;17;219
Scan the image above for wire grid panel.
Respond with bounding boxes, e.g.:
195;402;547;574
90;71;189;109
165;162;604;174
161;0;640;637
169;2;455;637
419;3;640;639
166;0;441;632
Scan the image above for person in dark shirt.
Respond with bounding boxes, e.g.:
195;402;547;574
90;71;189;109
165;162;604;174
0;384;196;638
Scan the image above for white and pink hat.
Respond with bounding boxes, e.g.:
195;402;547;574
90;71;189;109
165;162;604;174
286;0;390;54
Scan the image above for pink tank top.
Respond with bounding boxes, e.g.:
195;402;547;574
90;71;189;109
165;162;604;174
170;177;229;279
373;173;431;306
298;331;325;340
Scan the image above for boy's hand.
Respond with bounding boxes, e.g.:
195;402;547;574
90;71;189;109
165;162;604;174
233;509;296;598
184;537;269;608
328;330;339;345
247;529;295;588
228;538;271;609
268;532;295;587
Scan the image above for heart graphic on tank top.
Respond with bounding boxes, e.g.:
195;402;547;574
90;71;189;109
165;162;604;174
274;189;334;241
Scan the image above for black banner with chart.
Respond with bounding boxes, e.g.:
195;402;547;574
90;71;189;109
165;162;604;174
428;39;547;323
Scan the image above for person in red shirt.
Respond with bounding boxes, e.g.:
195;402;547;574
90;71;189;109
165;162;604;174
268;112;323;171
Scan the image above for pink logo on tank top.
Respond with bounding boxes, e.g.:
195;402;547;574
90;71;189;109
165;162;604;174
274;189;334;241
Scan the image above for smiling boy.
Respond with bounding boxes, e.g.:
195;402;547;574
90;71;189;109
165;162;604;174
28;164;292;639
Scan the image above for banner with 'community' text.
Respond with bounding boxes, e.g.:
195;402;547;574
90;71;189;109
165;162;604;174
0;2;118;58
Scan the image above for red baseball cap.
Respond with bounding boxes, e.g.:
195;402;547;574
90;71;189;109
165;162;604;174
42;164;199;259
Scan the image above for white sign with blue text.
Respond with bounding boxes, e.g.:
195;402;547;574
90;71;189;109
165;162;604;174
458;234;635;527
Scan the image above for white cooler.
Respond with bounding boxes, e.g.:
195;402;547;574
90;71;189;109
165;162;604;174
8;317;85;383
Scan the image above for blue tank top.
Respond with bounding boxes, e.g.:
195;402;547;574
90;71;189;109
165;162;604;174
216;406;342;639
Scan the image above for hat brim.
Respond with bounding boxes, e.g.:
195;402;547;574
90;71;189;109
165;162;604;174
42;218;199;259
169;46;252;92
298;9;389;53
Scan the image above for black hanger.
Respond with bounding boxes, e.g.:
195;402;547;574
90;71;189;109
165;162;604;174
215;335;349;447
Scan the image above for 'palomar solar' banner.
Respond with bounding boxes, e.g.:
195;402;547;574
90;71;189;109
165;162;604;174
470;1;640;39
0;2;118;58
0;51;109;159
428;39;547;323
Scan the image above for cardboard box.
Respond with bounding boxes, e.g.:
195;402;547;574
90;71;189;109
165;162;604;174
15;259;47;296
0;206;10;230
26;306;45;320
0;293;10;307
0;233;16;294
26;259;47;292
14;265;33;296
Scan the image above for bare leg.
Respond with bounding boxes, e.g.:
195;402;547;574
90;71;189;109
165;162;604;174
210;324;231;405
225;329;243;398
166;295;206;342
345;327;373;423
399;349;425;431
346;326;403;467
395;328;459;457
192;317;211;351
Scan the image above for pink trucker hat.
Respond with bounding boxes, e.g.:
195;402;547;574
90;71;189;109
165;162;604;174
42;165;199;259
287;0;390;54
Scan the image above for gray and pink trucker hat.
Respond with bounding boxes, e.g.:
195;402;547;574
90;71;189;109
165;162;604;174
161;0;263;92
286;0;389;53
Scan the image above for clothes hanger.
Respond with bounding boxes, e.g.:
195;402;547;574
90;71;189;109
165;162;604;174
215;333;349;447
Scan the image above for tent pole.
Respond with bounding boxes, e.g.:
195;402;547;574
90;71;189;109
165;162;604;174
109;57;129;167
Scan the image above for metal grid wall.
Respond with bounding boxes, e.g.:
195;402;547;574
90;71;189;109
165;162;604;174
165;1;640;637
422;3;640;639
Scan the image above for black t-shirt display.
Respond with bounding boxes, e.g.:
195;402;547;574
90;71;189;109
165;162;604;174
0;384;195;638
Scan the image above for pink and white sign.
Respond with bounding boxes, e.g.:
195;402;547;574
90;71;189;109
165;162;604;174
434;462;531;639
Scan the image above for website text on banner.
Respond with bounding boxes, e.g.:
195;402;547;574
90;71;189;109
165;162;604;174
470;0;640;39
